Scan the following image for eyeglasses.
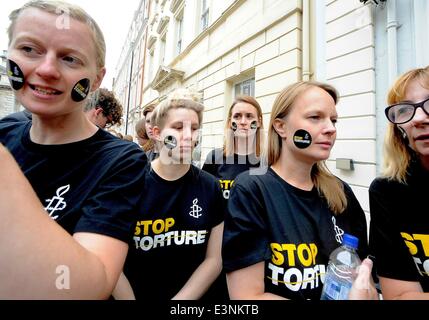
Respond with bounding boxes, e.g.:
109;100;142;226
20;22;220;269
385;97;429;124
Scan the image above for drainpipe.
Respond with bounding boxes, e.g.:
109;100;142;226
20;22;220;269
386;0;398;84
302;0;311;81
125;42;135;135
139;0;151;112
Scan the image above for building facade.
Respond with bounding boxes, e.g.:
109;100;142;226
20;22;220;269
0;50;20;119
112;0;429;217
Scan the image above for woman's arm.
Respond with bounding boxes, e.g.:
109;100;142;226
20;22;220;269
0;144;128;299
172;222;224;300
379;276;429;300
227;261;286;300
112;272;136;300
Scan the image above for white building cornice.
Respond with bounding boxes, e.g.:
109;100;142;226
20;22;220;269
151;65;184;91
156;15;170;36
170;0;185;15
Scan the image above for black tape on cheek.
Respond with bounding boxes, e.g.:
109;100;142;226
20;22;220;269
164;135;177;149
71;78;90;102
293;129;312;149
6;59;25;90
231;121;238;132
250;120;258;130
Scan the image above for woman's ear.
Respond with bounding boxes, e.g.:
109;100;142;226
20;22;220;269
272;118;288;139
94;107;104;116
91;67;106;91
152;126;161;141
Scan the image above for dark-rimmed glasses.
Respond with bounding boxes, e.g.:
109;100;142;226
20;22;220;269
385;97;429;124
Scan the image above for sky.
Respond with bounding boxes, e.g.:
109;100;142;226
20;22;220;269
0;0;141;89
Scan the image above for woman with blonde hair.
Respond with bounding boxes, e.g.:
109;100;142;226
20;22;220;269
369;66;429;299
222;81;377;300
202;95;265;200
113;88;225;301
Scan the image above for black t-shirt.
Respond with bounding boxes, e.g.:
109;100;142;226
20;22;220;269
369;162;429;291
223;167;369;300
124;165;225;301
0;120;147;242
202;148;262;200
202;148;264;300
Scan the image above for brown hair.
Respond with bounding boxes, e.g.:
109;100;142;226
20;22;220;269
135;118;154;151
143;103;157;118
267;81;347;215
223;95;265;157
85;88;123;127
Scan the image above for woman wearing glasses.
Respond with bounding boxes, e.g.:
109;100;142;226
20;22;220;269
369;66;429;299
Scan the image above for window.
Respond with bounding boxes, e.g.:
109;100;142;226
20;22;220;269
201;0;209;31
159;36;166;65
148;48;154;82
234;78;255;97
176;13;183;54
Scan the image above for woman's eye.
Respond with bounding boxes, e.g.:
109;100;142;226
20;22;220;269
20;46;37;55
63;56;79;64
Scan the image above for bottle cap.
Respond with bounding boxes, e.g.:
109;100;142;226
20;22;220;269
342;233;359;249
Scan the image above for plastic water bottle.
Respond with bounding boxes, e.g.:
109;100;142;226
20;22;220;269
320;233;361;300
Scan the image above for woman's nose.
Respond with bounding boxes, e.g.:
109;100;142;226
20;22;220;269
410;107;429;124
35;54;61;80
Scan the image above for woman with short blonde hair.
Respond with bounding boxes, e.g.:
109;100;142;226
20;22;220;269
114;88;225;301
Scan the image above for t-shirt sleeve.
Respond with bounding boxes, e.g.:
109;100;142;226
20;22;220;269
74;146;147;243
369;179;419;282
202;149;216;176
222;176;270;272
342;182;370;259
211;177;226;227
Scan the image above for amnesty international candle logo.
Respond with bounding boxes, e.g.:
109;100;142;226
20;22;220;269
331;216;344;244
189;198;202;218
44;184;70;220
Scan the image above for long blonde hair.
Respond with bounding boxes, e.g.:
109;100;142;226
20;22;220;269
267;81;347;215
382;66;429;182
8;0;106;69
223;95;265;157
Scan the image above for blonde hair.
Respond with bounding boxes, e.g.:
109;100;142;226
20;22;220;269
151;88;204;129
267;81;347;215
382;66;429;182
8;0;106;69
123;134;134;142
223;95;265;157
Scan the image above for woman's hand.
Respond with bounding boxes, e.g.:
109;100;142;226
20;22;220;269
349;258;379;300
